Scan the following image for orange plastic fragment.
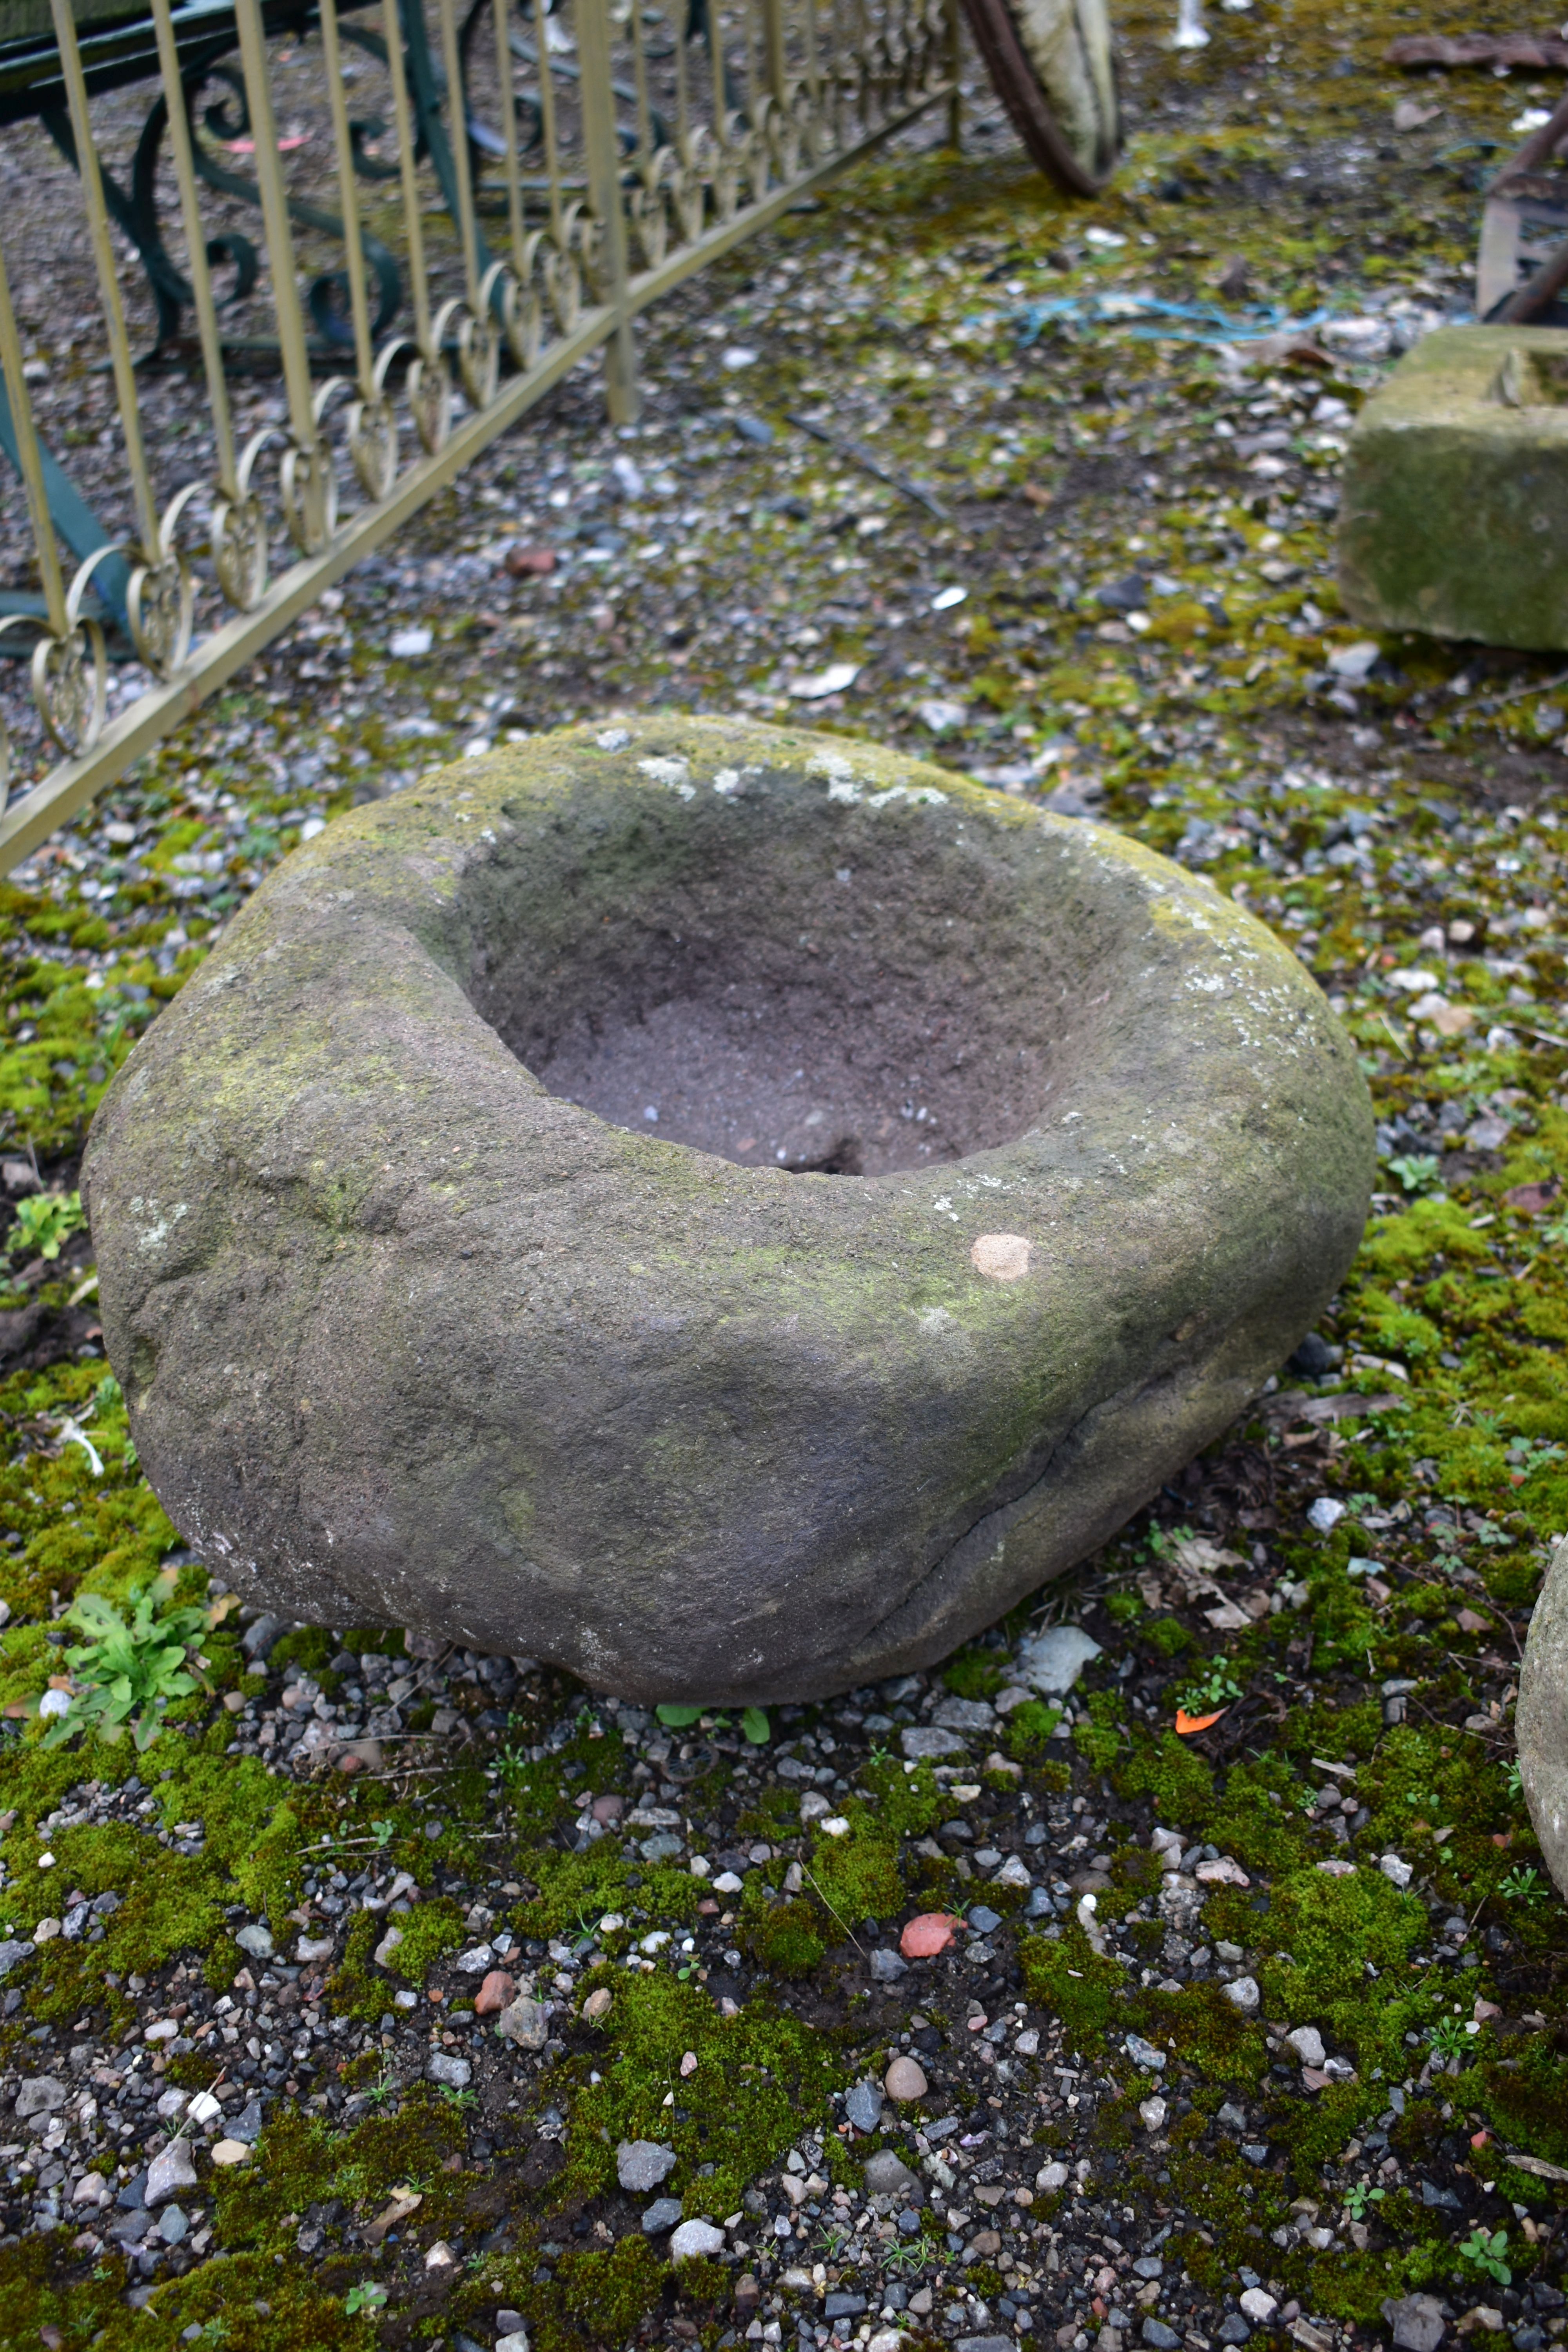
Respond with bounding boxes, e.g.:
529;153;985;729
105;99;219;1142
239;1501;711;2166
900;1912;962;1959
1174;1708;1224;1735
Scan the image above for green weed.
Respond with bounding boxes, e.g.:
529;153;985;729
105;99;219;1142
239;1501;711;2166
42;1569;223;1751
6;1188;85;1260
655;1700;770;1744
1178;1655;1244;1715
1457;2230;1511;2288
1386;1155;1443;1196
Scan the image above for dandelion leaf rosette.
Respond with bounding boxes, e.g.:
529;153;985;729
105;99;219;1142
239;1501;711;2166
82;718;1374;1703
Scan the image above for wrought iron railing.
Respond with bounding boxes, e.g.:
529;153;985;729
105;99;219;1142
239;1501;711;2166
0;0;959;869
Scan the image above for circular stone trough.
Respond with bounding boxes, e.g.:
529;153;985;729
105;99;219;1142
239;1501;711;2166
1519;1532;1568;1895
83;717;1375;1703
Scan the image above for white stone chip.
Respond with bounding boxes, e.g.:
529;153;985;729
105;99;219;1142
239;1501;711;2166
1014;1626;1103;1695
670;2217;726;2259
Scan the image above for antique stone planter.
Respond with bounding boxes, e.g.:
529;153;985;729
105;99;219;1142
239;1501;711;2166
1519;1531;1568;1896
83;718;1374;1703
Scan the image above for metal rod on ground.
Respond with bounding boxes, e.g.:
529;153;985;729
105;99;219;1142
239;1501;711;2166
1499;229;1568;322
785;408;948;517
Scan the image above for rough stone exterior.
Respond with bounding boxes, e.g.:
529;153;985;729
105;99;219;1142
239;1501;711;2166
1519;1530;1568;1896
1339;324;1568;651
83;717;1375;1702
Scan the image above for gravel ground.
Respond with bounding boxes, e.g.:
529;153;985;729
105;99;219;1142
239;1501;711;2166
0;2;1565;2348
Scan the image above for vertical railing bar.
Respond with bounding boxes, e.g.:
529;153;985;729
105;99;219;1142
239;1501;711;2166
318;0;379;390
231;0;318;446
629;0;653;164
436;0;485;311
531;0;564;247
707;0;717;129
944;0;962;145
761;0;787;105
149;0;240;499
0;234;67;635
492;0;530;274
576;0;639;421
804;0;820;114
673;0;690;151
49;0;161;556
383;0;436;351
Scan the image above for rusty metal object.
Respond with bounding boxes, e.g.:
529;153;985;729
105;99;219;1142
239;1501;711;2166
1477;90;1568;324
958;0;1120;196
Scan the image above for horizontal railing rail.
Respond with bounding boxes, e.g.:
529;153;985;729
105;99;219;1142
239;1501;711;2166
0;0;960;871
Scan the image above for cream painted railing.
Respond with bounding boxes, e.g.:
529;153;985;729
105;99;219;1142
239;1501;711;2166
0;0;959;867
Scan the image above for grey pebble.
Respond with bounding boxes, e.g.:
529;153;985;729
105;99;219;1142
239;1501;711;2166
862;2149;921;2200
843;2079;884;2134
900;1727;967;1761
617;2139;677;2193
145;2140;197;2206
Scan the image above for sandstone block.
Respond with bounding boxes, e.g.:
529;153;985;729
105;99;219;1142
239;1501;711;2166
1339;325;1568;650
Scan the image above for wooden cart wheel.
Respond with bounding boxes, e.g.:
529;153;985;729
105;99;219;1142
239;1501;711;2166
958;0;1122;196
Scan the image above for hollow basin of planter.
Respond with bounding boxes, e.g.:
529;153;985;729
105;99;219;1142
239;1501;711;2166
83;717;1375;1703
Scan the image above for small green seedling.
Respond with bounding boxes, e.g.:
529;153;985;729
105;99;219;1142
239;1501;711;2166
1343;2183;1385;2221
1505;1435;1564;1479
1178;1656;1243;1715
656;1699;770;1744
1428;2016;1469;2062
8;1187;86;1259
885;2232;942;2276
344;2281;389;2314
1499;1865;1550;1907
1457;2228;1511;2287
1386;1153;1442;1195
42;1569;214;1751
